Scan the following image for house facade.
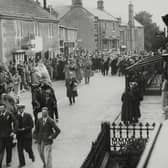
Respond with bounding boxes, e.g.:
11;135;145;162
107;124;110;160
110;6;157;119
54;0;120;52
0;0;59;64
59;25;78;56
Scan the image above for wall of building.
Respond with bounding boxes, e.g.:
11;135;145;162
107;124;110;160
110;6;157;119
98;20;120;50
59;7;97;52
119;25;127;47
0;18;59;63
59;26;78;55
119;24;144;54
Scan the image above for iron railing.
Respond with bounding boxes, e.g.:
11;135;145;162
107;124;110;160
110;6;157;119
110;122;156;151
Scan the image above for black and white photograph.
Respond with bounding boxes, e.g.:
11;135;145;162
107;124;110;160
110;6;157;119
0;0;168;168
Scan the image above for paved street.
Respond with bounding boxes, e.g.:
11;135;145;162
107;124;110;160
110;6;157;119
5;73;124;168
2;73;164;168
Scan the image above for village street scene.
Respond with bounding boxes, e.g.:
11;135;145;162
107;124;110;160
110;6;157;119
0;0;168;168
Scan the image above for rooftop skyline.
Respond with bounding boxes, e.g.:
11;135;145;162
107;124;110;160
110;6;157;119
38;0;168;29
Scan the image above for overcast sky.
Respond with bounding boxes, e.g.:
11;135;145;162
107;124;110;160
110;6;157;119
39;0;168;29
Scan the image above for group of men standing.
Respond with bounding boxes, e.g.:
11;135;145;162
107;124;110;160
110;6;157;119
0;103;60;168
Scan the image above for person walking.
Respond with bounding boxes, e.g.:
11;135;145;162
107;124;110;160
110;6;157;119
0;104;18;168
66;73;78;105
76;59;82;83
16;104;35;168
13;71;21;104
34;107;60;168
83;57;91;84
42;87;59;122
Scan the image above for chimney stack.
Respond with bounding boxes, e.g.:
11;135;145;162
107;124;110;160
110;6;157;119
128;1;135;27
97;0;104;10
43;0;47;9
72;0;83;7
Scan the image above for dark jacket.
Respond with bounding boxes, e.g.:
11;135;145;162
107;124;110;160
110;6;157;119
16;113;34;139
34;117;60;145
0;112;18;138
66;78;78;97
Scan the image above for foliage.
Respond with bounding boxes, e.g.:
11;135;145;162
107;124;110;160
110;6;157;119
135;11;166;51
122;139;146;168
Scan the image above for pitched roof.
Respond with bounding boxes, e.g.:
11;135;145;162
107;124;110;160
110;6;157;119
134;19;144;27
0;0;57;22
120;18;144;28
53;5;118;22
86;8;118;21
53;5;71;20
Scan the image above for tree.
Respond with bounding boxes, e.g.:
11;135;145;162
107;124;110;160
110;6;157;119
135;11;165;51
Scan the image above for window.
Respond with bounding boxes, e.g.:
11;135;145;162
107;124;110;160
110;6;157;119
113;22;115;30
34;22;40;36
120;31;125;44
103;22;107;32
16;20;23;39
48;23;54;39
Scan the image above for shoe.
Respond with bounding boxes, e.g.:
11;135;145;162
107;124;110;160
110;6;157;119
18;163;25;168
31;156;35;162
6;163;11;167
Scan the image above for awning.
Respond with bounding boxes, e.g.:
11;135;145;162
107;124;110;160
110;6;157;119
126;54;162;72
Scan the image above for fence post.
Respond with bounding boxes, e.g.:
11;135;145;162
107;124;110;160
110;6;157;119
103;122;111;152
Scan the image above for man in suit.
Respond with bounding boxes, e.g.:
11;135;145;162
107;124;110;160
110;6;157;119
16;104;35;168
34;107;60;168
0;104;18;168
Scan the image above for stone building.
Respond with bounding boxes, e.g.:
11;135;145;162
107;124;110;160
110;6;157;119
54;0;120;52
0;0;78;64
119;2;144;55
0;0;61;64
59;25;78;56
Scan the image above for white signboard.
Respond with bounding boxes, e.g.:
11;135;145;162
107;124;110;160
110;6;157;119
30;36;43;52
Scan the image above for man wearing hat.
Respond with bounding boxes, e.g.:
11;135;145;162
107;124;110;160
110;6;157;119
16;104;35;167
34;107;60;168
0;104;18;168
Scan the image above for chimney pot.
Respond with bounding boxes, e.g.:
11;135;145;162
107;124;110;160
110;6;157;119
43;0;47;9
97;0;104;10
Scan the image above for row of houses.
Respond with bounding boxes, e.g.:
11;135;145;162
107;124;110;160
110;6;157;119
0;0;144;64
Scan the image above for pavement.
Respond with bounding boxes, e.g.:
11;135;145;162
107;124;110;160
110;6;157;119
2;73;164;168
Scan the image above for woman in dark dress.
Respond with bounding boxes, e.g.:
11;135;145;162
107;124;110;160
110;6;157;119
66;75;78;105
121;86;134;124
131;83;142;123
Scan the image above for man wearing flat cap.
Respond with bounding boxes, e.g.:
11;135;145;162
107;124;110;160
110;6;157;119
0;104;18;168
34;107;60;168
16;104;35;168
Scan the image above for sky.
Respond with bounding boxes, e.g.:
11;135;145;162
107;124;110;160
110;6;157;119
39;0;168;30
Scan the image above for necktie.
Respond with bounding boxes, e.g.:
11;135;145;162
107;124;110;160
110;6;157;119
43;119;45;125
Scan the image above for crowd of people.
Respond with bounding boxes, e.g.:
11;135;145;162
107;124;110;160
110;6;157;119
0;48;147;168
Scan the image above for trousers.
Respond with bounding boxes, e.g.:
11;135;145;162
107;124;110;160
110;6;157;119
38;142;52;168
17;138;34;165
0;138;13;168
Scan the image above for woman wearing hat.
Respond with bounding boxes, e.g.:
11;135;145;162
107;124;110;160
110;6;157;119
66;72;78;105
